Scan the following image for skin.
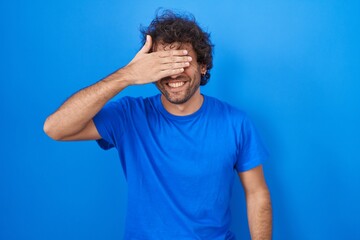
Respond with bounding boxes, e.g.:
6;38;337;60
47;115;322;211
154;42;207;116
43;35;272;239
43;35;191;140
240;165;272;239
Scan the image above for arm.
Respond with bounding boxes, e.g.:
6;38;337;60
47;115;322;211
43;35;192;141
239;165;272;240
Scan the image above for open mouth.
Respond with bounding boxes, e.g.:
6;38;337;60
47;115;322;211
167;81;186;88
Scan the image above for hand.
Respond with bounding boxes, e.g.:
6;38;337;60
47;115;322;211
122;35;192;85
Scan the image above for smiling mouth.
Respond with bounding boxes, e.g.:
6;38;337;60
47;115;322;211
167;81;186;88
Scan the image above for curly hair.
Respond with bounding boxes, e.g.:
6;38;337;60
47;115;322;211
140;9;214;85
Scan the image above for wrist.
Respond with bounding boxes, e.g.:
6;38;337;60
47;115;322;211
116;65;138;86
102;68;132;89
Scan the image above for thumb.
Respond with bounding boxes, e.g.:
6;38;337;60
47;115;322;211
139;35;152;54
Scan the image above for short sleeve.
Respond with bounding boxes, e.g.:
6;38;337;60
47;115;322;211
93;98;128;150
235;115;269;172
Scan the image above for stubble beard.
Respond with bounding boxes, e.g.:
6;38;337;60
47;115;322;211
156;76;201;105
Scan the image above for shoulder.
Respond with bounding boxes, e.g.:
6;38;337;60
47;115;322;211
111;94;158;109
204;95;248;120
113;95;144;106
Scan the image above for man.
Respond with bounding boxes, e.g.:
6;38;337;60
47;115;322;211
44;10;272;240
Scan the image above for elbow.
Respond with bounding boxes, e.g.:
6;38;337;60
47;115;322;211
246;186;271;201
43;117;63;141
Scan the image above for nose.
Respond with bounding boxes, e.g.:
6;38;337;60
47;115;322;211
170;73;182;78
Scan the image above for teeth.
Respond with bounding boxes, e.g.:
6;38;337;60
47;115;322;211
168;82;185;88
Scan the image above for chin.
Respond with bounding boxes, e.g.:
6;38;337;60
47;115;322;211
167;97;190;105
163;93;191;104
157;81;200;105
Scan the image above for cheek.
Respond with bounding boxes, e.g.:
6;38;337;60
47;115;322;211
185;64;200;76
155;81;163;90
183;68;192;76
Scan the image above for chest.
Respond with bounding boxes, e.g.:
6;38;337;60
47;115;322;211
126;116;238;178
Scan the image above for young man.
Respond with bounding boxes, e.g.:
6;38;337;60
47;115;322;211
44;10;272;240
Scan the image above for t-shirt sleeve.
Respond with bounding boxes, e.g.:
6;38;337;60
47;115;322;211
235;114;269;172
93;99;128;150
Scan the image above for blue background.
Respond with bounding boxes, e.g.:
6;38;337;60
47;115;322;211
1;0;359;239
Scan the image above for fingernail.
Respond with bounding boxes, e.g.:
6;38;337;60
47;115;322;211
183;50;188;54
188;56;192;61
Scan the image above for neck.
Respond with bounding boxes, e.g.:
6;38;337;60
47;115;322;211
161;90;204;116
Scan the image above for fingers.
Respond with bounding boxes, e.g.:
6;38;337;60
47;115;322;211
128;40;193;84
139;35;152;54
159;55;193;64
157;68;185;79
159;62;190;71
154;52;192;79
157;50;189;58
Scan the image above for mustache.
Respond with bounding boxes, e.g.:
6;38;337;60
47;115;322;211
161;75;190;83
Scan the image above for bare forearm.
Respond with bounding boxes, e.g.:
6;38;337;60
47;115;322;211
44;35;191;140
44;69;129;140
246;189;272;240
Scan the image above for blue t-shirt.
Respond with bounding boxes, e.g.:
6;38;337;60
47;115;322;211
93;94;268;240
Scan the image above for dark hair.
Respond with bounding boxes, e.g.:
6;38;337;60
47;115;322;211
140;9;214;85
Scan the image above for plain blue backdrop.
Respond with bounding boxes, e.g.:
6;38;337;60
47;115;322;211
1;0;359;239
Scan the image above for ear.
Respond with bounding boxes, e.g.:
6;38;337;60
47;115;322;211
200;64;207;75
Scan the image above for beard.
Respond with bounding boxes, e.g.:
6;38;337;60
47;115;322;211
156;75;200;104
